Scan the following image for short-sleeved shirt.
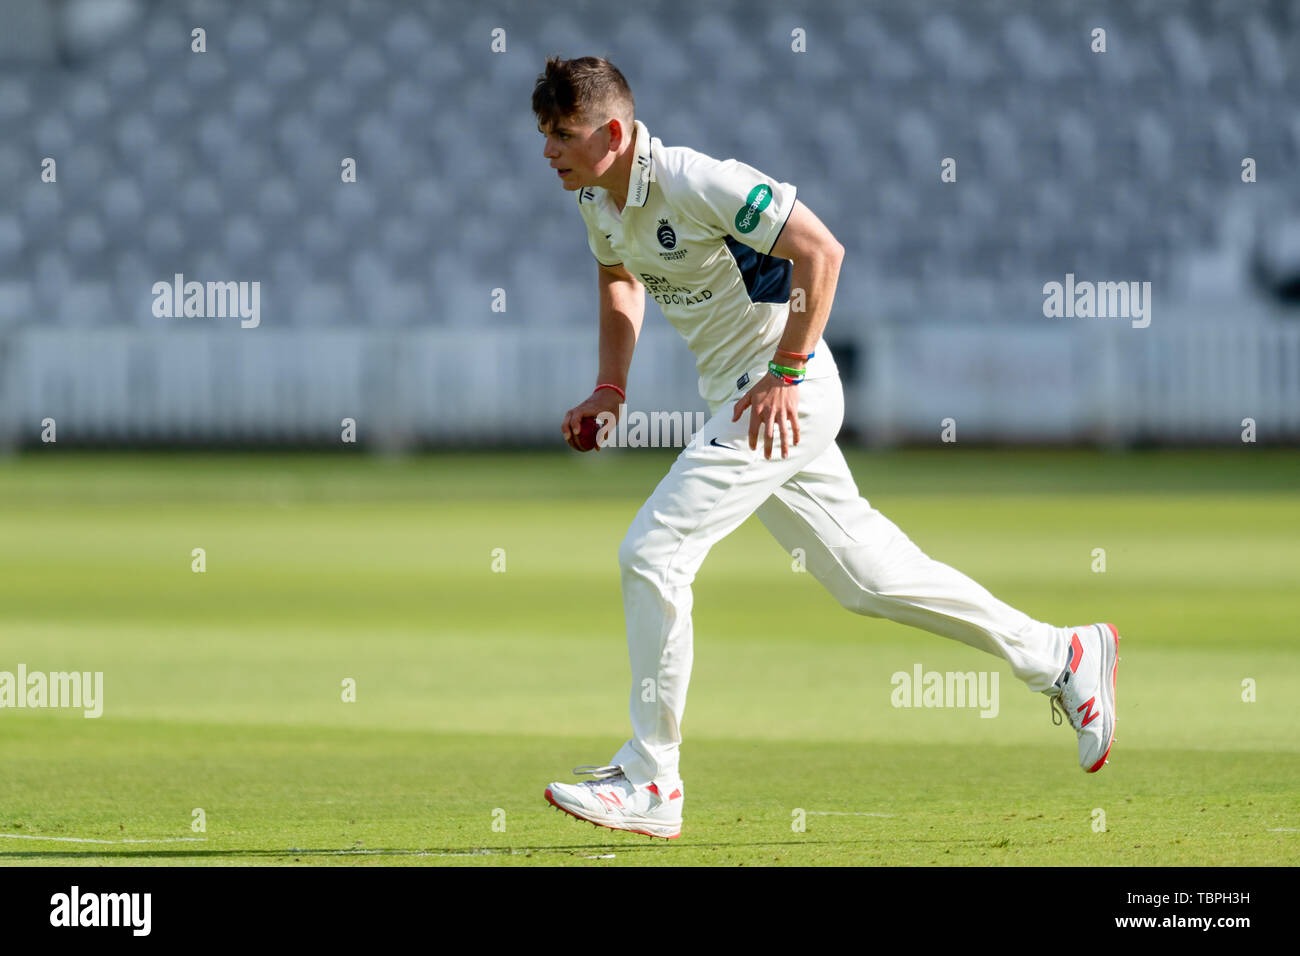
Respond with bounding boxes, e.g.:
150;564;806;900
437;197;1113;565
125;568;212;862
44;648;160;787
576;120;837;405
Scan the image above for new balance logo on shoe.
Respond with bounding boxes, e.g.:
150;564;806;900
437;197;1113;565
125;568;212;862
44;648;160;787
1047;623;1119;773
544;767;685;839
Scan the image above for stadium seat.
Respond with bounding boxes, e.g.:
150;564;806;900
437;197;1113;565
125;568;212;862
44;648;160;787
2;0;1295;332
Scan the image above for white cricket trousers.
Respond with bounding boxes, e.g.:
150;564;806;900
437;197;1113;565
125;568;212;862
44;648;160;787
608;363;1072;789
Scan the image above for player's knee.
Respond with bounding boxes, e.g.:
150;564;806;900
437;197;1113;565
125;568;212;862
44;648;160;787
618;528;650;575
842;589;887;618
619;525;685;587
817;548;894;616
821;571;884;616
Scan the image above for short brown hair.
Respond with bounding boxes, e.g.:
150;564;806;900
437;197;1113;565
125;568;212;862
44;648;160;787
532;56;635;131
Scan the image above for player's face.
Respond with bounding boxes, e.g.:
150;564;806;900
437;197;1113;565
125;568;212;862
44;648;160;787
539;115;615;191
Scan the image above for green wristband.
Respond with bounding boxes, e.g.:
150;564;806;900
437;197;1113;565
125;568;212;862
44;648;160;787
769;362;807;379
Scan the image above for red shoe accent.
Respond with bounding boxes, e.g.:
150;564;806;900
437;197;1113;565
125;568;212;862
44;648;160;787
1086;623;1120;773
543;787;681;840
647;783;659;795
1069;632;1084;673
669;788;682;800
1087;744;1112;773
1077;695;1099;727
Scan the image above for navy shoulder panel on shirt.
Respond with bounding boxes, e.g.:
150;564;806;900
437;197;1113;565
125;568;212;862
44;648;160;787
724;235;792;304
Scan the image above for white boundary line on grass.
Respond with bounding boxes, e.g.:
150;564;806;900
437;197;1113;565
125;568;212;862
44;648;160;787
287;847;615;858
2;838;600;856
807;811;895;817
0;834;207;844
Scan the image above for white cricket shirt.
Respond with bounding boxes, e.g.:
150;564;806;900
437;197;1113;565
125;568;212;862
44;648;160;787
577;120;837;405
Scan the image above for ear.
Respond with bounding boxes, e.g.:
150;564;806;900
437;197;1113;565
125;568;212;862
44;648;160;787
607;117;627;152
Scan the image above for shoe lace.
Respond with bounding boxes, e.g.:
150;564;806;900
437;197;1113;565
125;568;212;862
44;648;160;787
572;764;622;780
1048;692;1078;730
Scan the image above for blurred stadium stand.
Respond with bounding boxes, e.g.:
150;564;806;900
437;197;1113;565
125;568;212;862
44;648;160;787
1;0;1298;445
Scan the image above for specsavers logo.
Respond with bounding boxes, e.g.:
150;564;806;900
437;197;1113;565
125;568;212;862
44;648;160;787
733;184;772;234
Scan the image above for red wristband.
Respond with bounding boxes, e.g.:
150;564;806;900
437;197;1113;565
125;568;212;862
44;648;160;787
595;383;626;401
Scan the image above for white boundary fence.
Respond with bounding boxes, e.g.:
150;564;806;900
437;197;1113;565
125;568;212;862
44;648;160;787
0;316;1297;447
858;316;1300;444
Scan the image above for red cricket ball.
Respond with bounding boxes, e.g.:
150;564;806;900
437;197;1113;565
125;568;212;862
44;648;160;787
576;417;601;451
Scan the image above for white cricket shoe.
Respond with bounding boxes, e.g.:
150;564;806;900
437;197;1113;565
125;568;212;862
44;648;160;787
544;764;683;839
1047;623;1120;772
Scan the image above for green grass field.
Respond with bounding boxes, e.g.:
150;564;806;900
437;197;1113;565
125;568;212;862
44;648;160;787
1;448;1297;866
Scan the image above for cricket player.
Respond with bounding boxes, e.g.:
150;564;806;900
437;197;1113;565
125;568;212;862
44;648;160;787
534;56;1119;839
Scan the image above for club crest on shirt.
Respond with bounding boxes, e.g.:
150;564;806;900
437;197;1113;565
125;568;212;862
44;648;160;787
656;218;688;260
656;218;677;249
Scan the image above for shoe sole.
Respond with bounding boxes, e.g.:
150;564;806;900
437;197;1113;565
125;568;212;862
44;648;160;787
544;787;681;840
1086;622;1120;773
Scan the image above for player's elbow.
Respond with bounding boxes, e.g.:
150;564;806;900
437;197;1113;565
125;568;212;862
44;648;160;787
783;239;843;272
811;236;845;274
825;238;845;267
799;232;843;267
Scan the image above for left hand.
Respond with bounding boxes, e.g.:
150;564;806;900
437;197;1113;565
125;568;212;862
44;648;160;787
732;373;800;459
